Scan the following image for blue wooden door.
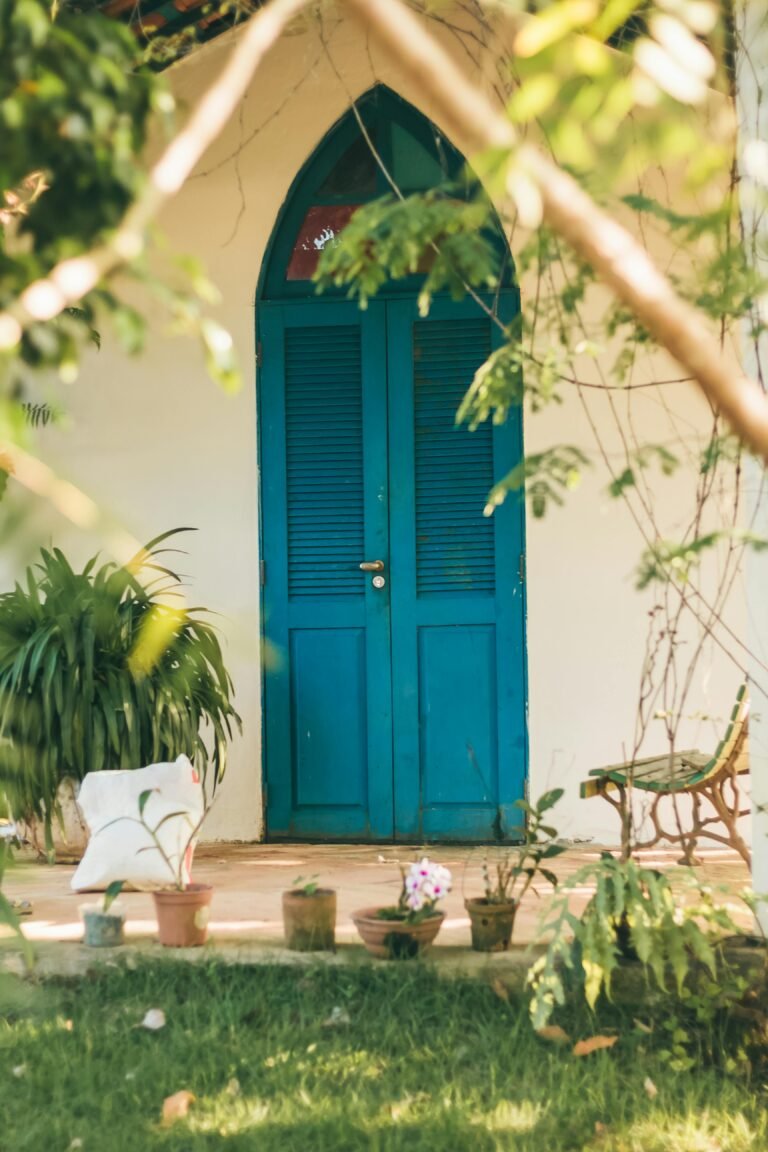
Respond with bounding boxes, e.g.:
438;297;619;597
387;296;526;840
261;294;526;840
260;300;394;838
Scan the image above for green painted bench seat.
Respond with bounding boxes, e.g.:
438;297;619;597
580;684;750;865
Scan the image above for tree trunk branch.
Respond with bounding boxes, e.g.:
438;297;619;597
0;0;308;346
3;0;768;463
346;0;768;462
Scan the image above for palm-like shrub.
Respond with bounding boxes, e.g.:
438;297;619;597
0;530;241;842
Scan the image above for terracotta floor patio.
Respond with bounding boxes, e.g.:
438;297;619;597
0;841;754;977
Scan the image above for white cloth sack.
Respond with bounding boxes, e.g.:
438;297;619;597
71;756;204;892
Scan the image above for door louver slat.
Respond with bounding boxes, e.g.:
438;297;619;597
285;325;364;598
413;318;495;596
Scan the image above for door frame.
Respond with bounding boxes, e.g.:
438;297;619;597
255;88;529;842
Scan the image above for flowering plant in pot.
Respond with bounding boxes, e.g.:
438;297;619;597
80;880;125;948
465;789;565;953
353;857;452;959
282;875;336;952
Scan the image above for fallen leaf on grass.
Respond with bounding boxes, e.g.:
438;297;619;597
633;1018;653;1034
536;1025;571;1045
140;1008;166;1031
573;1035;618;1057
490;978;510;1003
322;1006;351;1028
161;1090;196;1126
644;1077;658;1099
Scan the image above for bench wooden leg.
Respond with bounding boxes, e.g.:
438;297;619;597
595;782;635;860
595;778;751;867
699;774;751;868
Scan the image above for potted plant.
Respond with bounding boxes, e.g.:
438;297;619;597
139;789;212;948
352;857;452;959
282;875;336;952
0;528;241;858
102;788;212;947
80;881;125;948
465;789;565;952
527;852;745;1030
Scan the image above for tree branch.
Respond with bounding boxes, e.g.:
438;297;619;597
345;0;768;462
0;0;309;347
4;0;768;464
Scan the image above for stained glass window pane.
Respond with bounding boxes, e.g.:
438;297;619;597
391;122;447;192
318;133;378;198
286;204;359;281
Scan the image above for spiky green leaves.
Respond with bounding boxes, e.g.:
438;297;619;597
0;528;241;841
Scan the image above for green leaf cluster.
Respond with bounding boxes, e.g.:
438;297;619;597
0;527;242;843
0;839;33;967
291;874;320;896
314;192;501;311
457;335;564;430
636;528;768;589
99;786;207;890
607;443;680;497
486;445;590;518
0;0;160;380
0;0;241;404
527;854;742;1031
481;787;566;905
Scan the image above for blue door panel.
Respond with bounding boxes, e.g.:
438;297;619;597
261;293;527;841
419;624;498;806
290;627;367;808
261;301;393;839
387;295;526;841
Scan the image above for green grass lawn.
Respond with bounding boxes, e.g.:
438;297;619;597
0;962;765;1151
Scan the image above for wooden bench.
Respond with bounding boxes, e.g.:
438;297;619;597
580;684;751;865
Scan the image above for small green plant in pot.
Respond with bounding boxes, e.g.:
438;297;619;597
102;789;212;948
80;881;125;948
0;528;241;857
282;875;337;952
353;858;452;959
465;789;565;952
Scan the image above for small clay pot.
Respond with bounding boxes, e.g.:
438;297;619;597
352;906;444;959
282;889;336;952
153;884;212;947
465;898;518;952
81;904;125;948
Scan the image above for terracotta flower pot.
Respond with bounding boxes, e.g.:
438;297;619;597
81;904;125;948
465;898;518;952
282;888;336;952
153;884;212;947
352;906;444;959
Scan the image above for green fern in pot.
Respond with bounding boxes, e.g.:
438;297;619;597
0;528;241;852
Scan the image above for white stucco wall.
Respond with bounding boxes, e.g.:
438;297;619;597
25;6;748;844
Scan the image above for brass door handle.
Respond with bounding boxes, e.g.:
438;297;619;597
359;560;385;572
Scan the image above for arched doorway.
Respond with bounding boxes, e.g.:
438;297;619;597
258;86;527;841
